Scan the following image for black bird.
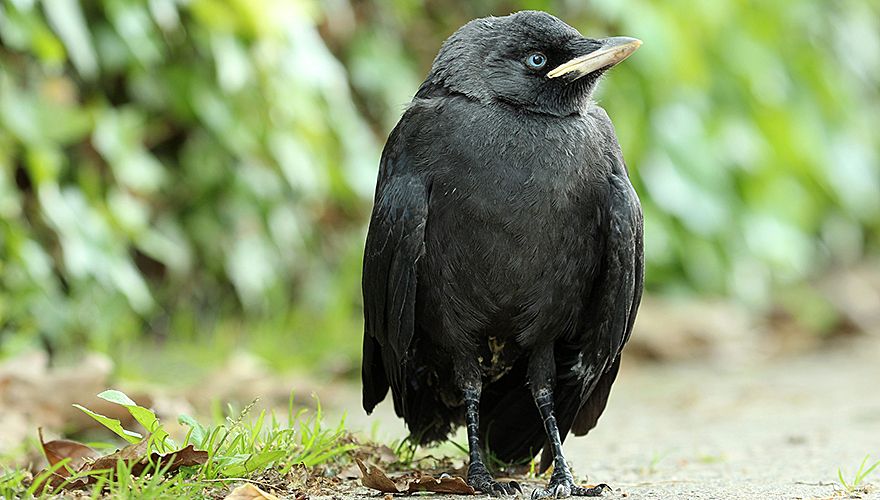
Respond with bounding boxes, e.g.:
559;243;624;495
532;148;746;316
361;11;643;498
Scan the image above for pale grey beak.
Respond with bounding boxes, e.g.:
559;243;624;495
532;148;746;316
547;37;642;79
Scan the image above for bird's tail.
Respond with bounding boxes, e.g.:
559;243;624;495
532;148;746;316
478;358;548;469
479;356;622;473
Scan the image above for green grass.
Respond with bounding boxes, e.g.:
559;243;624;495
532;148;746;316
3;391;357;499
837;454;880;494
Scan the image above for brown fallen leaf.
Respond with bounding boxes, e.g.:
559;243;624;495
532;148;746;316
31;429;100;491
28;469;87;493
355;458;402;493
406;474;475;495
38;428;100;473
355;458;474;495
224;483;281;500
89;436;151;471
90;439;207;476
32;432;210;492
144;444;209;474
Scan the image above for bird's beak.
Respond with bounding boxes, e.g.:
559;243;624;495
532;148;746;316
547;37;642;79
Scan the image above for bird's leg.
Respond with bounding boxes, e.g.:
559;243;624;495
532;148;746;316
529;347;609;499
457;369;522;497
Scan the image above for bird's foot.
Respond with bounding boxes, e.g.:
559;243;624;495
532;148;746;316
468;463;523;497
530;472;609;499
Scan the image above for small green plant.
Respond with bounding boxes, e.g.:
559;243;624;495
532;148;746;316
1;467;30;498
838;454;880;494
392;436;419;466
18;390;356;498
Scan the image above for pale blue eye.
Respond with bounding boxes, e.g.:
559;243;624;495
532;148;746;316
526;52;547;69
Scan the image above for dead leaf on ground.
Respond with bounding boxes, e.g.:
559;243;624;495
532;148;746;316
89;436;151;471
31;432;209;492
32;428;99;491
355;458;474;495
224;483;281;500
38;428;100;473
406;474;475;494
145;444;209;474
95;441;208;476
355;458;402;493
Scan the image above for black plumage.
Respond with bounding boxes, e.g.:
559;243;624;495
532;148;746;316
361;11;643;498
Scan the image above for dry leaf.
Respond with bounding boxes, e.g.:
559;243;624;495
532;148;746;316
355;458;402;493
224;483;281;500
355;458;474;495
406;474;475;494
33;432;209;492
38;428;99;472
89;437;151;471
31;428;100;491
147;444;209;473
91;439;207;476
28;470;87;492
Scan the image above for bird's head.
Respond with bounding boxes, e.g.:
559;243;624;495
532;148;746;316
418;11;641;117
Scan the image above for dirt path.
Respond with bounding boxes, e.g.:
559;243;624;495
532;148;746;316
333;336;880;499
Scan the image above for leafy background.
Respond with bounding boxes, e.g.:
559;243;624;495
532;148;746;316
1;0;878;374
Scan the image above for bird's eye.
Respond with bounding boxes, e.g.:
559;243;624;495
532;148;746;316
526;52;547;69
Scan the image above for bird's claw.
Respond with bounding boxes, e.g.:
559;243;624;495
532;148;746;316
468;468;523;496
510;481;525;495
531;477;609;498
475;478;523;497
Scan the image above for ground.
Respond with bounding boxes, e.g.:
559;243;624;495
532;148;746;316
334;335;880;499
3;310;879;499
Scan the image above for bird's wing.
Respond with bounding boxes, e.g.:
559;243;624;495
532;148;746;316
361;123;429;415
598;168;644;359
535;146;643;471
568;160;644;436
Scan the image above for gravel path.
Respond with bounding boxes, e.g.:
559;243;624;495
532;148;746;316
333;335;880;499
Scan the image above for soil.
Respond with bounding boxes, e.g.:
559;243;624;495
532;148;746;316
331;336;880;499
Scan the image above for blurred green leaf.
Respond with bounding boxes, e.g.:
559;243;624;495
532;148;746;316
73;404;143;444
0;0;877;358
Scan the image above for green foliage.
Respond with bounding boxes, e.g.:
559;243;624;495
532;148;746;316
1;0;372;356
1;0;878;354
11;390;355;498
0;467;29;498
184;395;356;479
74;402;145;444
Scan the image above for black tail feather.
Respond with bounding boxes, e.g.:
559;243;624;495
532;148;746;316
479;356;623;473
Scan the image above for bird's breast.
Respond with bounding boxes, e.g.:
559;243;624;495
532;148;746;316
422;161;602;344
416;98;607;345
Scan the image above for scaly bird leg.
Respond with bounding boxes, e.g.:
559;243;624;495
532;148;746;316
529;348;609;499
460;383;523;496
